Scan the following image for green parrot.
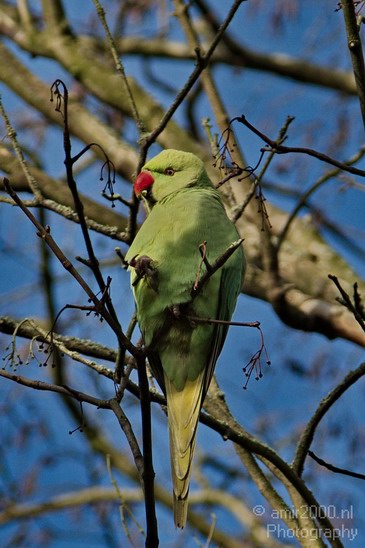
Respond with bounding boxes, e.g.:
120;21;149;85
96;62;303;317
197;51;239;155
125;149;245;528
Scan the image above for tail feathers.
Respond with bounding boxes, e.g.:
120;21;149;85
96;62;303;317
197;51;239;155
174;492;189;529
164;372;205;528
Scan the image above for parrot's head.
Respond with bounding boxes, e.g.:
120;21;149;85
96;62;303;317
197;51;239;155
134;149;213;204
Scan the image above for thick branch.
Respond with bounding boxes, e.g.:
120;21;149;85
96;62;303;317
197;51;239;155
0;3;358;96
0;42;138;180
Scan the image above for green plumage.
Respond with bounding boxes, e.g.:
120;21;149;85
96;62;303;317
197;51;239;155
125;149;245;527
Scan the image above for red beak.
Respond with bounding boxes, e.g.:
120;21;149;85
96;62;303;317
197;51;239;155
134;171;154;197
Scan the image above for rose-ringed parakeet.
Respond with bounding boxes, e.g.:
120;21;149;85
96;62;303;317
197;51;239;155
125;149;245;528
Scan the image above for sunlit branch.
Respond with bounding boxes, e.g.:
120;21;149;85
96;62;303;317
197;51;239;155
0;487;143;526
92;0;144;133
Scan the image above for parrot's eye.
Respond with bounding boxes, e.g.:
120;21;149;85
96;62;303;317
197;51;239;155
164;168;175;176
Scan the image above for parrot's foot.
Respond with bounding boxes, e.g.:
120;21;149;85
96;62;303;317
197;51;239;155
129;254;159;292
169;303;198;328
170;304;182;319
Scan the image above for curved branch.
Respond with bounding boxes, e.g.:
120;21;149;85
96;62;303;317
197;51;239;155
201;384;340;544
308;451;365;480
293;362;365;475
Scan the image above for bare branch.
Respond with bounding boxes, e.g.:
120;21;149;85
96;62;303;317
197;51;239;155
328;274;365;332
50;80;121;324
142;0;247;149
191;238;244;298
237;115;365;178
0;97;43;199
276;148;365;251
0;369;110;408
308;450;365;480
341;0;365;133
3;178;136;355
293;362;365;475
92;0;144;133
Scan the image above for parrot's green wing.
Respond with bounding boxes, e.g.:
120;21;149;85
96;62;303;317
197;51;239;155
203;258;243;397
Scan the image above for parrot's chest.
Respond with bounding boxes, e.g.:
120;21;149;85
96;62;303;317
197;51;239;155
126;189;236;317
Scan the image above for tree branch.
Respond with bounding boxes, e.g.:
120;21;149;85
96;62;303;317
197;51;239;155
341;0;365;133
293;362;365;475
142;0;247;149
237;115;365;178
0;369;111;408
308;450;365;480
3;178;136;354
0;486;142;525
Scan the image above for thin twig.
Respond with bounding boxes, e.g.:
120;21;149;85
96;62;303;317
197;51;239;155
50;80;120;325
328;274;365;332
3;178;137;355
142;0;246;150
293;362;365;475
0;97;43;199
308;450;365;480
106;455;145;543
186;316;260;328
0;369;111;408
92;0;144;133
237;114;365;177
191;238;244;298
234;116;294;226
276;148;365;252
